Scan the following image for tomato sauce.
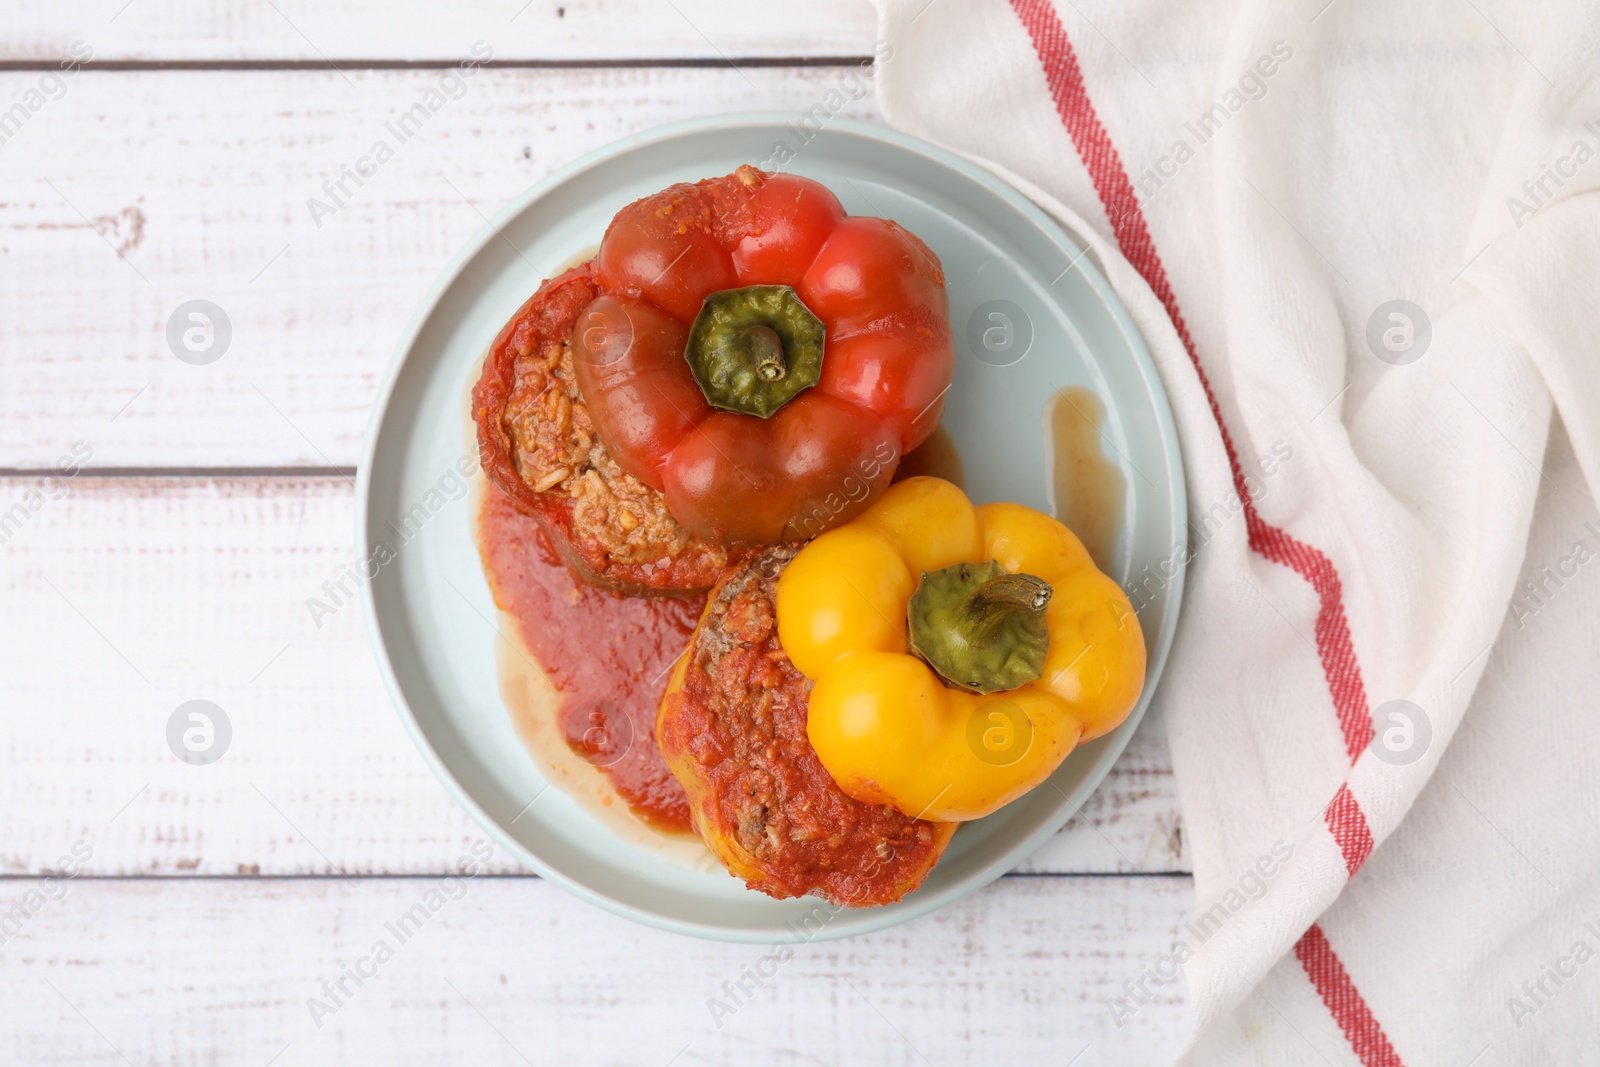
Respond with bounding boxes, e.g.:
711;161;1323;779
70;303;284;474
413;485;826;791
477;483;701;833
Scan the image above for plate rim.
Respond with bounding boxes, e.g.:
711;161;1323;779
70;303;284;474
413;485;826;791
357;111;1187;942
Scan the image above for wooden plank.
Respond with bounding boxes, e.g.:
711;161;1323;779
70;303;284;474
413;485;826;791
0;875;1190;1064
0;66;885;470
1;1;877;62
0;475;1186;877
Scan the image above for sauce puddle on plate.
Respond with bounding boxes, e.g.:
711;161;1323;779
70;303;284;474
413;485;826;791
476;481;704;842
1046;386;1125;573
471;420;969;854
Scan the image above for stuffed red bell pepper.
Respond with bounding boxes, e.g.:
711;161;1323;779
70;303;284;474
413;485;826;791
571;165;954;544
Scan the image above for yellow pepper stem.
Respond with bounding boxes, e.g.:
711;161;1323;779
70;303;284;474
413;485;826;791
970;571;1053;620
906;560;1053;695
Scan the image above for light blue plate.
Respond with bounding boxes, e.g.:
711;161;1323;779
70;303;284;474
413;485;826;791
359;114;1185;942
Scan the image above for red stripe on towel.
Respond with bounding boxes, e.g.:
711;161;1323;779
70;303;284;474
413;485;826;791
1325;784;1375;877
1005;3;1399;1063
1296;924;1407;1066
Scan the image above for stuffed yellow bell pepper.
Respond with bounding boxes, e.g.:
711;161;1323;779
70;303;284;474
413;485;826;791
775;477;1145;822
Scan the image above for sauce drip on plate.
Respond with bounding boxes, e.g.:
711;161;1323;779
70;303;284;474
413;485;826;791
477;483;700;834
1047;386;1125;573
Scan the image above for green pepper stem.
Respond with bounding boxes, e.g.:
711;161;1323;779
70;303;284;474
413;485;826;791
746;325;787;382
969;573;1053;621
684;284;825;419
907;561;1054;695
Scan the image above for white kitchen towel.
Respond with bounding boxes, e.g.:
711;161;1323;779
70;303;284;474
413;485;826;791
868;0;1600;1062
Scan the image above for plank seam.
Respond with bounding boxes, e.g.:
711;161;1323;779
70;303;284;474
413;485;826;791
0;467;359;480
0;57;876;72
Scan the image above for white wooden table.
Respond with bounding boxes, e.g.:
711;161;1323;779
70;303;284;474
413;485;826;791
0;4;1192;1062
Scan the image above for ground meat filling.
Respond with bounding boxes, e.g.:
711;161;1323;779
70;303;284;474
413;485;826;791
501;300;693;568
473;262;730;594
659;546;954;907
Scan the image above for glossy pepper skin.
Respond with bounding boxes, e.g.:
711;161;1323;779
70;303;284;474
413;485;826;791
570;165;955;545
774;477;1147;822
